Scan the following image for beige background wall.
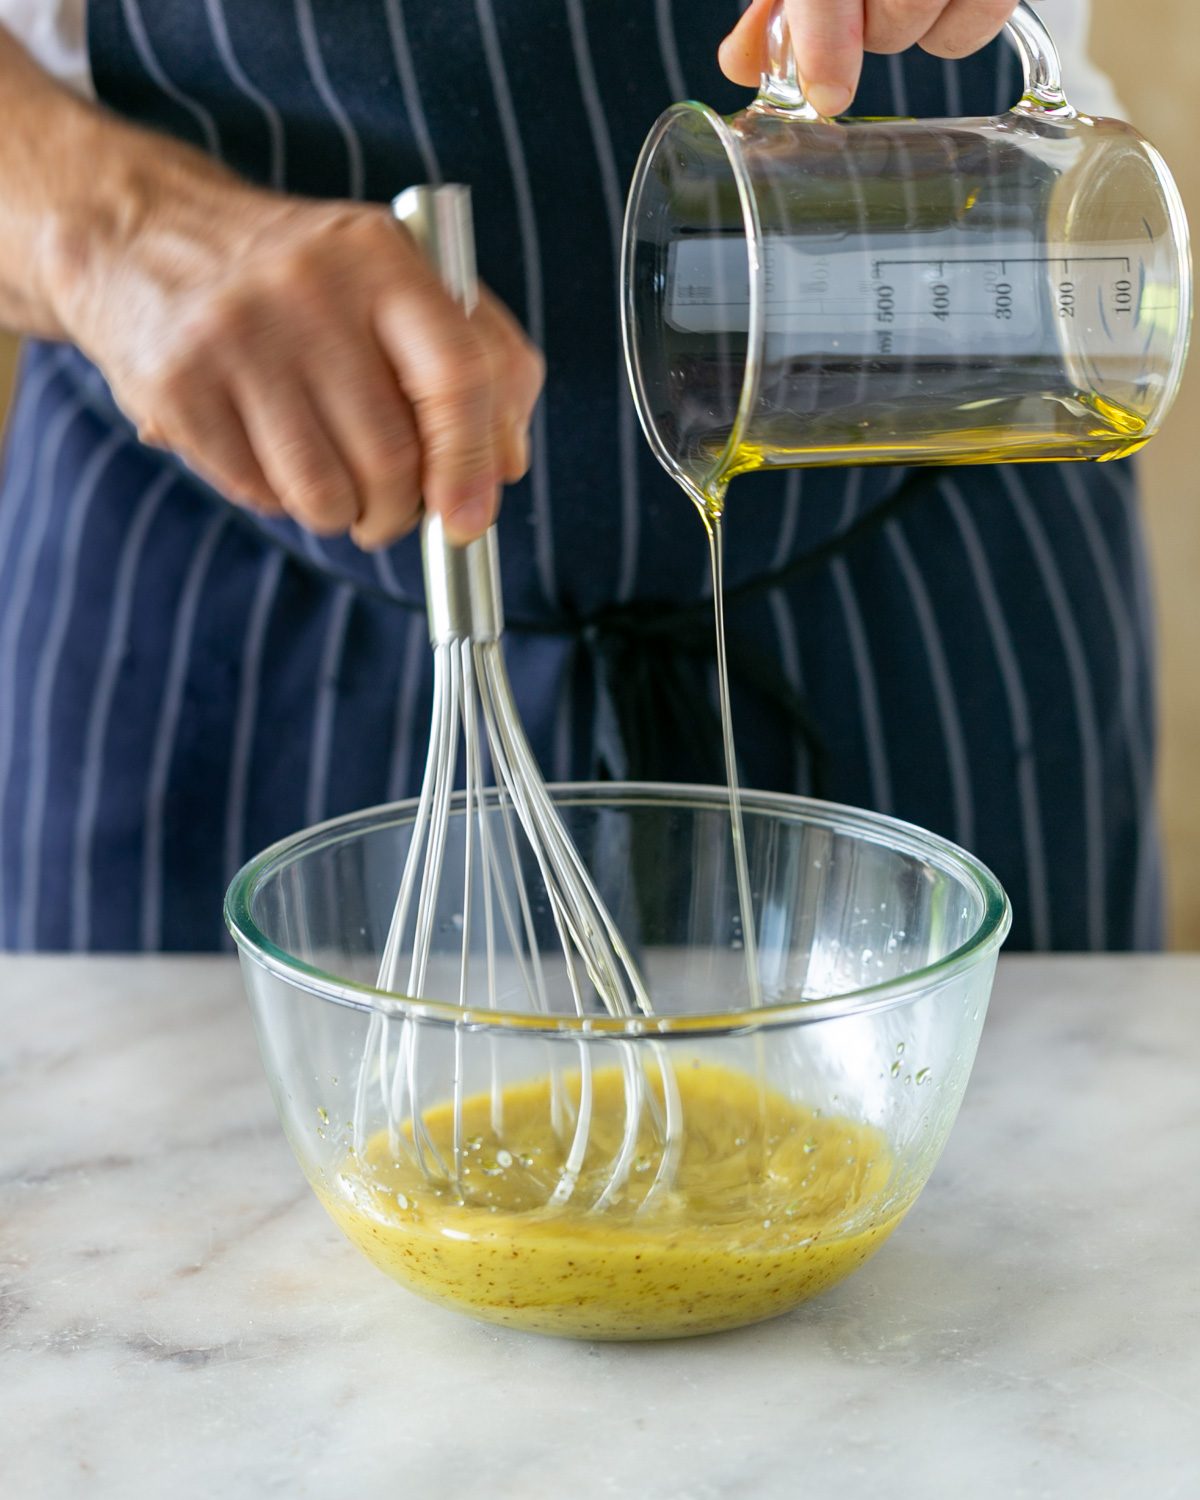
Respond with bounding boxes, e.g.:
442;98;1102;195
0;1;1197;943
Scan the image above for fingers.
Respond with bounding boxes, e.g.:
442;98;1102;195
233;368;361;538
303;336;424;551
718;0;777;88
719;0;1015;110
863;1;951;55
375;260;543;546
918;0;1017;59
375;289;500;544
109;196;543;550
785;0;865;117
721;0;865;116
473;289;543;484
139;379;280;515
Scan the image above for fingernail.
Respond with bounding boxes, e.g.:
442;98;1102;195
805;82;851;118
442;488;496;543
509;425;530;478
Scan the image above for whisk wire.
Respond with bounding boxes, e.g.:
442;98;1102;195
350;183;687;1215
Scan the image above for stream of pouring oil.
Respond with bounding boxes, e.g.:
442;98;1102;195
692;482;764;1011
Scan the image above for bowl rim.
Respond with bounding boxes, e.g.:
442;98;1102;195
224;781;1011;1036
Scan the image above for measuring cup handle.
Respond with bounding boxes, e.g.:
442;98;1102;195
758;0;1074;120
1004;2;1073;118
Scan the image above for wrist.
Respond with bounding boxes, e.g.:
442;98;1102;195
42;109;248;348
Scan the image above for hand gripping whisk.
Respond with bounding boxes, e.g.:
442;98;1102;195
352;185;681;1212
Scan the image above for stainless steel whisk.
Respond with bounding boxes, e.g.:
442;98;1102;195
352;186;681;1211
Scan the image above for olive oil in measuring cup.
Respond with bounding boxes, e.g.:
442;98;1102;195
622;0;1191;1003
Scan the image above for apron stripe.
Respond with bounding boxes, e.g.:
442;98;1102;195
305;584;355;826
473;0;557;606
140;511;230;950
71;467;177;949
202;0;287;189
941;477;1052;948
0;350;73;601
884;517;975;849
1100;463;1162;946
554;659;573;783
830;556;894;815
888;54;909;115
771;472;804;572
386;608;427;802
654;0;688;100
223;547;286;884
942;56;963;116
767;590;809;794
564;0;641;605
18;428;129;947
294;0;365;200
0;394;92;941
382;0;441;186
119;0;222;156
1062;468;1155;946
999;465;1108;949
993;38;1016;113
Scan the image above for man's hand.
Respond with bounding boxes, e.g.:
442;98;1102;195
0;24;543;552
49;154;543;549
720;0;1020;118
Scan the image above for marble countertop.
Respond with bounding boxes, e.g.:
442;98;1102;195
2;954;1198;1499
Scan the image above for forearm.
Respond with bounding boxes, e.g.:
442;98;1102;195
0;23;235;341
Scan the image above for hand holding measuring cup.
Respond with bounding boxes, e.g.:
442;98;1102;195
623;1;1192;508
719;0;1021;116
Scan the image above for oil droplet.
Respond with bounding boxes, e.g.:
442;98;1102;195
633;1154;652;1173
316;1106;329;1124
890;1061;901;1077
395;1192;409;1210
803;1138;817;1155
916;1068;932;1084
496;1149;513;1168
896;1042;905;1055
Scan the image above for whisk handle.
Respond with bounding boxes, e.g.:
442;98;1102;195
392;184;504;646
391;184;478;313
421;512;503;644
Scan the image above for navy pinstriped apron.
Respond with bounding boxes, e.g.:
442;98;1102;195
0;1;1162;951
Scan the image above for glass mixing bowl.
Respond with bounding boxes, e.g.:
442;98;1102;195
226;783;1009;1341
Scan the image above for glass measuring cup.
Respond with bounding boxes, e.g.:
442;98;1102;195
621;0;1192;509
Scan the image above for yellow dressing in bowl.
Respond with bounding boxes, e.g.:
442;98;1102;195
320;1062;907;1340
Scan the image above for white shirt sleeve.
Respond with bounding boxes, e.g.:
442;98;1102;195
0;0;92;98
